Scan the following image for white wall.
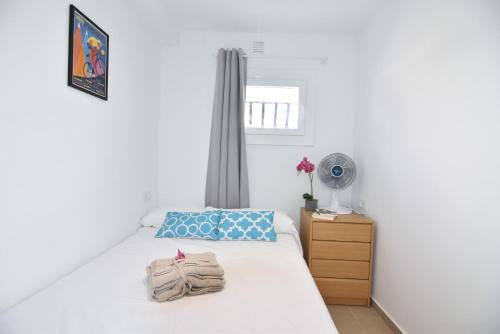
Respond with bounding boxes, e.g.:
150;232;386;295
0;0;161;312
158;31;357;223
353;1;500;333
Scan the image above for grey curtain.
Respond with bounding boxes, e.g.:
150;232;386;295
205;48;249;209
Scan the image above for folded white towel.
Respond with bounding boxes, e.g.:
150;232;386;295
146;252;225;302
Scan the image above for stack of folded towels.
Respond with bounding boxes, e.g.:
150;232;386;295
146;251;225;302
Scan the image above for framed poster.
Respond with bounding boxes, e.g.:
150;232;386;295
68;5;109;100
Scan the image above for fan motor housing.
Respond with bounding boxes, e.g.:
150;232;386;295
331;165;344;178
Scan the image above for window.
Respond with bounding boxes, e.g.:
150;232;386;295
244;65;315;145
244;80;305;135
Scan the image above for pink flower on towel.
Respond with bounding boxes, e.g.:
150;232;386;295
175;249;185;261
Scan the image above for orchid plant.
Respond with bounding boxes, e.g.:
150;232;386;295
296;157;315;200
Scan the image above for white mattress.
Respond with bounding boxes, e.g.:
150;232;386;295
0;228;337;334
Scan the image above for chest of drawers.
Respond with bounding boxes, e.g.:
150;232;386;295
299;208;374;306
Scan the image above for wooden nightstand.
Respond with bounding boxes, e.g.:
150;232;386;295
300;208;374;306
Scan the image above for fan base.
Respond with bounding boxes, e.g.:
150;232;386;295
329;206;352;215
328;189;352;214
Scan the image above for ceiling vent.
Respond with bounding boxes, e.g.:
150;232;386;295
252;41;265;54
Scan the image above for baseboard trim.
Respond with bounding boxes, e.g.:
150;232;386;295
370;298;404;334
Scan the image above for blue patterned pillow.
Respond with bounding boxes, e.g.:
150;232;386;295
155;211;220;240
217;210;276;241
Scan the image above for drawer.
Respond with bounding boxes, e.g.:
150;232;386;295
314;277;370;299
311;241;371;261
313;222;371;242
311;259;370;279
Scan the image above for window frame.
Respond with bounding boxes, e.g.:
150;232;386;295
244;78;306;136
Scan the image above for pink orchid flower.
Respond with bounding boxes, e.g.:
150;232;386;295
296;157;315;199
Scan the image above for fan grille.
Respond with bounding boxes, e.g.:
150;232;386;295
318;153;357;190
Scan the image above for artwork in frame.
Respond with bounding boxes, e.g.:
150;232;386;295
68;5;109;100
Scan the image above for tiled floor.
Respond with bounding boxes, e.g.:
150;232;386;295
328;305;395;334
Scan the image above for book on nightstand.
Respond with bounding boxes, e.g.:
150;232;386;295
312;209;337;221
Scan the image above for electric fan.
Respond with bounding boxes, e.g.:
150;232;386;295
317;153;357;214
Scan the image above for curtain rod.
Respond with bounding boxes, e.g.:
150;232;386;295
213;52;328;64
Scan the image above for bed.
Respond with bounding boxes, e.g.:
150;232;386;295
0;208;337;334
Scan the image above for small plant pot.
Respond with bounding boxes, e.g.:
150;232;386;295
305;199;318;211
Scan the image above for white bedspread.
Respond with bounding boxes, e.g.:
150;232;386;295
0;228;337;334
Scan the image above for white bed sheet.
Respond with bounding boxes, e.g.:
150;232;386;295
0;228;337;334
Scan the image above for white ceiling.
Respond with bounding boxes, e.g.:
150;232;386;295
159;0;387;34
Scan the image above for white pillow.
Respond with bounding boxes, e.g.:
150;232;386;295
140;207;209;227
206;207;296;235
